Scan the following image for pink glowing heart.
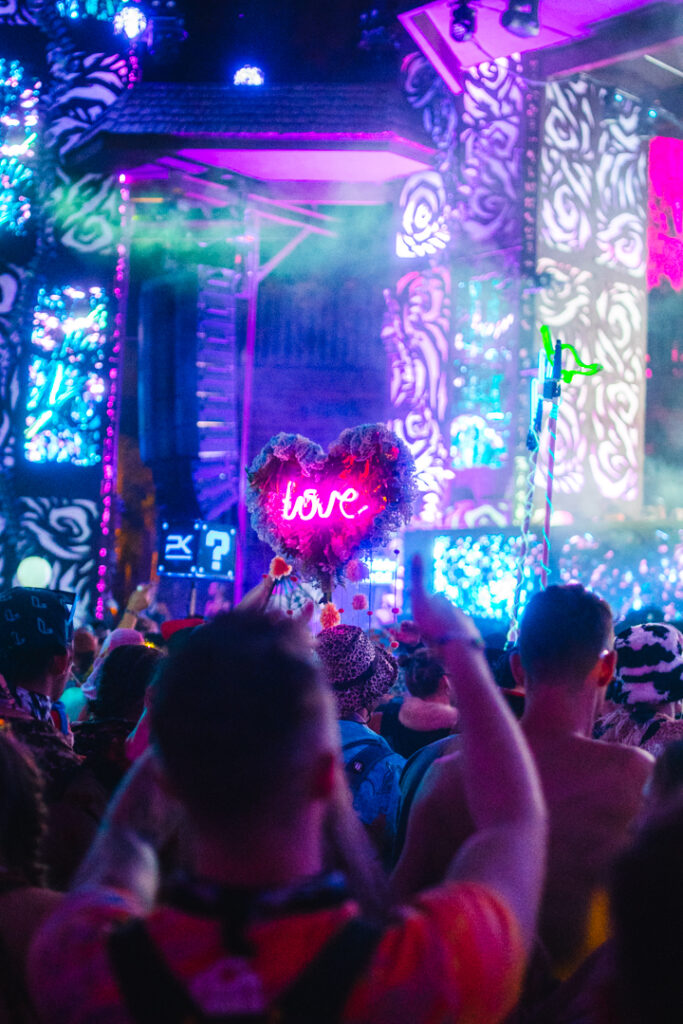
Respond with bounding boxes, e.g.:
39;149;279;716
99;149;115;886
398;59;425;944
247;425;417;588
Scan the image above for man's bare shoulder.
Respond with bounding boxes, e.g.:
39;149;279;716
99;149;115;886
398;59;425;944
587;734;654;781
574;732;653;765
532;731;653;807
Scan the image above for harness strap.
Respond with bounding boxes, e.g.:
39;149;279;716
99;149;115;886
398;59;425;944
108;912;382;1024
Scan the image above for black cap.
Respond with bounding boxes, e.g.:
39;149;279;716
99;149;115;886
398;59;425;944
0;588;76;656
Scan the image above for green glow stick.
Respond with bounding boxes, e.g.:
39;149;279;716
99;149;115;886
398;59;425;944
540;324;603;385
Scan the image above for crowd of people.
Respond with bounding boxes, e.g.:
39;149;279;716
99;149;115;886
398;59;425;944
1;560;683;1022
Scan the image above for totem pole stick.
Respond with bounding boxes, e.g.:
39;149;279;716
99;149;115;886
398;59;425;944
540;339;563;588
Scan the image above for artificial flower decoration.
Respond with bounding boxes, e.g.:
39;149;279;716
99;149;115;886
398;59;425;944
269;556;292;581
320;602;342;630
346;559;370;582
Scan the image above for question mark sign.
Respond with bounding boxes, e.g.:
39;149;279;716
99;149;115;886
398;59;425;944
205;530;231;572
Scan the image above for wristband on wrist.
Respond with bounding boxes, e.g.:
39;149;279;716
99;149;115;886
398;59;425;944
430;634;485;651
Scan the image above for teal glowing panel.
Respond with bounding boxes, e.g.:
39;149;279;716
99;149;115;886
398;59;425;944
433;532;540;622
0;59;40;234
24;286;110;466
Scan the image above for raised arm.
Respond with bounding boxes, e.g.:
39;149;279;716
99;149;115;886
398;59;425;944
404;556;547;950
118;582;155;630
71;749;183;909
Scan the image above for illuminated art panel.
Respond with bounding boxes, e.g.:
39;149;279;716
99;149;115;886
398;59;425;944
450;277;515;472
433;531;541;622
0;59;40;234
24;286;110;466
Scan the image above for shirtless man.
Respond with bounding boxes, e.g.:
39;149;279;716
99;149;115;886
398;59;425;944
393;583;654;976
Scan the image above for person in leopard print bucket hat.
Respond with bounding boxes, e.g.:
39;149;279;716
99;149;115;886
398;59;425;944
316;625;398;718
594;622;683;757
316;625;402;866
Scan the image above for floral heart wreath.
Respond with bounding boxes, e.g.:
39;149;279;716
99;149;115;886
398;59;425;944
247;423;418;594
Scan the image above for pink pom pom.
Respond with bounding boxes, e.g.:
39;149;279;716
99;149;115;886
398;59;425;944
391;607;400;615
345;559;369;582
352;594;368;611
390;640;399;649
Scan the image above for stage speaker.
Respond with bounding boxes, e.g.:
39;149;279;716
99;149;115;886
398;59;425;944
138;271;200;519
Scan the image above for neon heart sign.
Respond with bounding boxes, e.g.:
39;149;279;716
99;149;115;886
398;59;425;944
281;479;369;522
247;424;417;590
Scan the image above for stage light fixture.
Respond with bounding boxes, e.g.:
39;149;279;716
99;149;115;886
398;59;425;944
114;3;148;39
147;0;186;63
637;103;660;136
501;0;539;38
233;64;265;86
450;1;477;43
602;86;626;122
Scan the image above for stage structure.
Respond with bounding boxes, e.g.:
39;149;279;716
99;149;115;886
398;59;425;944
389;0;683;619
0;0;135;620
1;0;682;618
66;80;436;600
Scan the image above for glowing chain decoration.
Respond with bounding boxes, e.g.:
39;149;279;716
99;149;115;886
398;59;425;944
0;59;40;234
507;425;542;643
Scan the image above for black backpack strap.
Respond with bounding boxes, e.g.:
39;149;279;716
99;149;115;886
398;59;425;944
108;917;211;1024
279;915;382;1022
108;914;382;1024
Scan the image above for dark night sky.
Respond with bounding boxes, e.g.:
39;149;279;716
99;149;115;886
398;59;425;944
154;0;408;84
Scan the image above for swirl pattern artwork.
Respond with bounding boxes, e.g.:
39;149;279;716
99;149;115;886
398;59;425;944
0;0;38;24
15;497;100;623
39;25;131;257
396;172;451;259
0;264;25;472
383;268;452;526
536;77;647;517
458;57;526;250
391;54;537;530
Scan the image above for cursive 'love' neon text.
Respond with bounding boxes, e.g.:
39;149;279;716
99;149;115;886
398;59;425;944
281;480;370;523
